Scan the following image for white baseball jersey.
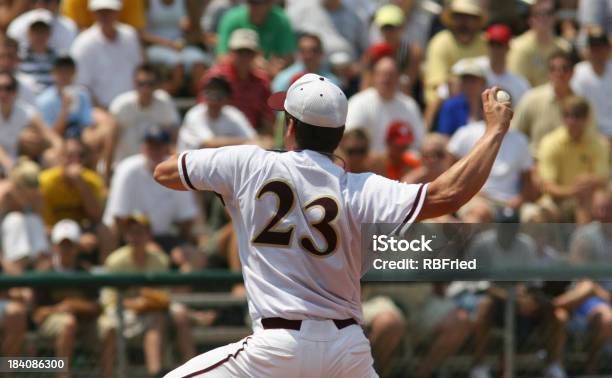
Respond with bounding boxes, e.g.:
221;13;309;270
178;145;428;323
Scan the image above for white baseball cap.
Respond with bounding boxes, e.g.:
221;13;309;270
51;219;81;244
28;9;54;27
89;0;122;11
228;28;259;51
267;73;347;129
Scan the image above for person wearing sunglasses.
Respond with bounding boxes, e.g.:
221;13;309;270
512;50;577;154
339;128;383;175
107;63;179;170
508;0;571;87
402;133;450;185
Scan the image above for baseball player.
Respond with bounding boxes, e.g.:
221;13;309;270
154;74;513;377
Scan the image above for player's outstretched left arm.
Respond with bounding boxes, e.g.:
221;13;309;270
154;154;187;191
417;87;513;221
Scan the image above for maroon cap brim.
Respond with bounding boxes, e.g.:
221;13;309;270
267;91;287;111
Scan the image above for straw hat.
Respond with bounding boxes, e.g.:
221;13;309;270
441;0;487;28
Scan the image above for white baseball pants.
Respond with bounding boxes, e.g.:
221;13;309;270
164;319;378;378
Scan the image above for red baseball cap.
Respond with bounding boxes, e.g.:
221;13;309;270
367;43;395;63
486;24;512;45
386;121;414;146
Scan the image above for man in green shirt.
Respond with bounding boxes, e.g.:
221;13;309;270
216;0;296;75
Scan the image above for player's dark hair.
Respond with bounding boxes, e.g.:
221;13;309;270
134;63;160;81
286;112;345;154
53;55;76;69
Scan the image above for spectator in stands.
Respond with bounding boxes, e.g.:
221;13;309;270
362;5;420;95
438;58;487;136
33;219;101;372
178;76;255;151
0;159;51;274
0;296;27;357
339;128;384;175
567;189;612;373
0;71;61;173
571;27;612;139
200;29;274;134
70;0;143;109
508;0;571;87
0;0;29;31
384;120;420;181
7;0;77;54
141;0;210;95
0;35;38;105
481;24;530;106
36;56;94;140
216;0;295;76
578;0;612;43
107;63;179;171
287;0;367;63
448;117;535;213
272;33;339;93
346;56;424;154
61;0;145;30
98;214;172;377
538;96;609;222
39;137;113;264
103;127;198;257
467;220;568;378
201;0;241;41
362;295;406;377
369;0;436;53
17;11;56;92
402;133;450;184
512;50;576;153
423;0;487;106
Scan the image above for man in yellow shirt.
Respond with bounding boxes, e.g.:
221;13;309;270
39;137;113;263
512;50;576;154
61;0;145;30
423;0;487;106
508;0;570;87
538;96;609;222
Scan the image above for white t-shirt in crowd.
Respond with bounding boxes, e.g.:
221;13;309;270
346;88;425;153
103;154;197;235
0;100;36;159
109;89;179;164
178;103;255;152
475;56;530;106
8;9;78;54
71;23;142;108
448;121;533;202
571;60;612;138
16;73;39;105
178;145;428;323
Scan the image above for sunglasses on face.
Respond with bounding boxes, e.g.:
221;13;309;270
563;111;587;120
422;150;445;159
549;64;571;73
0;84;16;92
344;147;368;156
532;10;554;17
136;80;156;88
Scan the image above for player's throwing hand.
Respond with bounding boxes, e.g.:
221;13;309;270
482;86;514;133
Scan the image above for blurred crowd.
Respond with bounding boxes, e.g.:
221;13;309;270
0;0;611;377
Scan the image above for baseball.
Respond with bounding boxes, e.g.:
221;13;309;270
495;89;511;103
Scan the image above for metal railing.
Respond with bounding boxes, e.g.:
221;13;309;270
2;265;611;378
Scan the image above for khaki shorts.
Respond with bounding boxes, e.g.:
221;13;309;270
39;312;98;343
97;309;166;339
362;296;404;330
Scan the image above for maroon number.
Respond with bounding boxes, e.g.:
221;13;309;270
252;181;295;246
300;197;339;256
252;181;340;256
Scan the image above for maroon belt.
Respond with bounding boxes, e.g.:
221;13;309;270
261;317;357;331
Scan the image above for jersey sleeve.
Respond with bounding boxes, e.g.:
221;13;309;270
178;145;265;198
350;173;428;227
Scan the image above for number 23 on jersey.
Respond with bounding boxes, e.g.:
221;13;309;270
251;180;340;257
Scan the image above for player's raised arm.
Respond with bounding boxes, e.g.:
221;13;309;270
153;154;187;191
417;87;513;221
